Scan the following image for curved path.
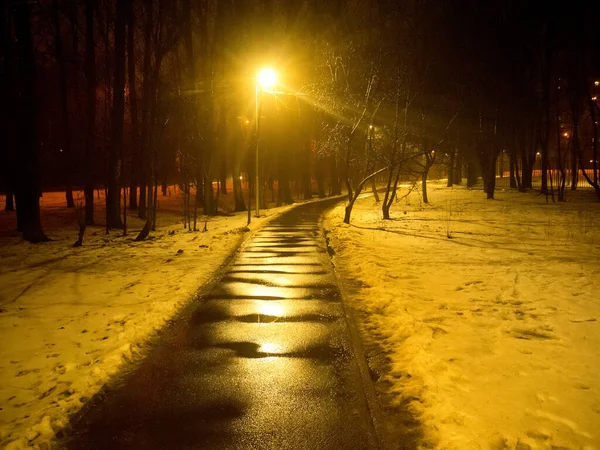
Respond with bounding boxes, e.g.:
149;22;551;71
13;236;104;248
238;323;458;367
64;199;381;449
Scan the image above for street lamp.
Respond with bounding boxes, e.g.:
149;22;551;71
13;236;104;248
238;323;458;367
255;68;277;218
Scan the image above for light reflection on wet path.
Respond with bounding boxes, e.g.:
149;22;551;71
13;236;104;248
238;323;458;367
65;201;379;449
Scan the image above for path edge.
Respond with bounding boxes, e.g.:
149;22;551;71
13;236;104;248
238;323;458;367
319;204;390;450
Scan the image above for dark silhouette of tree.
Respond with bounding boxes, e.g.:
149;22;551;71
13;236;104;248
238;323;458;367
4;0;600;243
11;0;48;242
51;0;75;208
127;0;139;210
182;0;200;228
1;1;15;212
136;0;185;240
83;0;96;226
106;0;127;230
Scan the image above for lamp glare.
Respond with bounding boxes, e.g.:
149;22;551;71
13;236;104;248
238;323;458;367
257;68;277;90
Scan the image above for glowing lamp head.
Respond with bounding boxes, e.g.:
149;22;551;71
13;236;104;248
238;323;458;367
257;68;277;90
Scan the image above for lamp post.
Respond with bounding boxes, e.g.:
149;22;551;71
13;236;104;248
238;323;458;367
255;68;277;218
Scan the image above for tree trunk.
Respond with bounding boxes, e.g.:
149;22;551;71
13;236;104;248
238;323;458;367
383;81;404;219
480;150;497;200
371;179;379;202
422;148;434;204
232;167;246;212
127;0;139;209
367;129;379;202
302;145;312;200
579;98;600;199
343;201;355;224
1;3;16;213
452;148;462;184
343;182;366;224
84;0;96;225
138;0;154;220
316;157;326;198
152;175;158;230
12;0;48;242
204;175;215;215
570;107;579;190
591;100;599;188
382;165;401;220
520;128;533;190
556;84;568;201
509;140;517;188
145;50;163;233
5;192;15;211
217;96;228;196
540;133;549;194
540;45;551;195
201;4;215;216
570;143;578;190
220;160;228;195
106;0;127;229
485;175;496;199
466;161;478;187
447;146;455;187
277;177;294;206
329;153;341;195
51;0;75;208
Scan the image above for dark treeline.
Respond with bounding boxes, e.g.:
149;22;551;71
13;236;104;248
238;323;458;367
2;0;599;241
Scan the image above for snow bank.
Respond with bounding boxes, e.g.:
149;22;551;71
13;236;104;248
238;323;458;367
325;184;600;450
0;190;295;449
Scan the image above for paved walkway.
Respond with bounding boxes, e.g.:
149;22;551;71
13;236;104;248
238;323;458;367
64;200;380;449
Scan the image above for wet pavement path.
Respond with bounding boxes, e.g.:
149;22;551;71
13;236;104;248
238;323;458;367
65;200;380;450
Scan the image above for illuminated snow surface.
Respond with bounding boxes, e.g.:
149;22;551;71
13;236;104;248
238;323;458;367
0;189;296;449
325;183;600;450
1;183;599;450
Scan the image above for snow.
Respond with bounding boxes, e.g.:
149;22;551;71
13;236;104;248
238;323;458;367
325;183;600;450
0;188;296;449
3;183;599;449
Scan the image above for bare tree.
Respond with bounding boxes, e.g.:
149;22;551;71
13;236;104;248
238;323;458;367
579;85;600;199
83;0;96;225
1;1;16;212
106;0;127;229
11;0;48;242
127;0;139;210
136;0;184;240
51;0;75;208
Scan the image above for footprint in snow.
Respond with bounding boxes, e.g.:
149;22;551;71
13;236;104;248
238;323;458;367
509;327;555;340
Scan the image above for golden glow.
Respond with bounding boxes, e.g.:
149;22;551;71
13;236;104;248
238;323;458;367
369;124;373;129
593;96;598;101
258;302;285;318
259;342;281;354
257;68;277;90
267;276;299;287
248;285;286;299
563;132;569;137
595;81;599;86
